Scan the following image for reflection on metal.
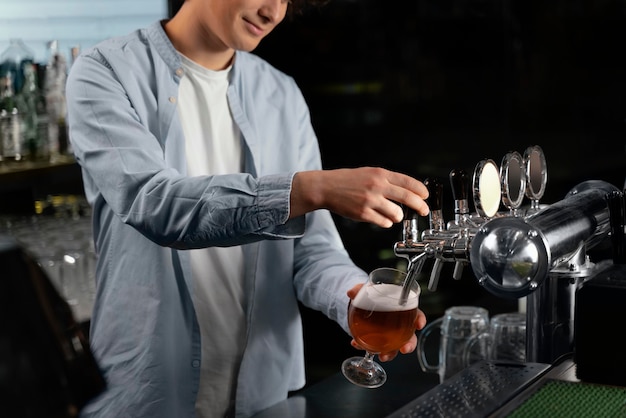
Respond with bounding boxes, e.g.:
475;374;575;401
524;145;547;213
388;361;551;418
500;151;526;216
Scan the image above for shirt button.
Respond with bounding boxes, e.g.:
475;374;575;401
192;359;200;368
169;96;177;104
175;68;184;76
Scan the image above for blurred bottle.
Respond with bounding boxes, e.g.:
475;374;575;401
69;45;81;68
44;40;69;163
0;38;35;95
0;72;24;162
16;63;47;160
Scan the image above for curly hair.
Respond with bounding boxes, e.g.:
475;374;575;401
171;0;331;17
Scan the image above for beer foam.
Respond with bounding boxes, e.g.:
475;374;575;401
353;283;419;311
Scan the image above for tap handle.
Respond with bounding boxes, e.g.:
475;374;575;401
450;168;470;216
424;177;445;231
402;203;420;243
403;204;418;221
450;169;469;202
424;177;444;211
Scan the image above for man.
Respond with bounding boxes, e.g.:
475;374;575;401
65;0;429;416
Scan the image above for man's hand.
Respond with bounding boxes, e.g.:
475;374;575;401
290;167;429;228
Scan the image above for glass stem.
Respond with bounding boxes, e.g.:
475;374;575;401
359;351;377;370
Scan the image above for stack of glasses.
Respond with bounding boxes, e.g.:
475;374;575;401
0;194;95;322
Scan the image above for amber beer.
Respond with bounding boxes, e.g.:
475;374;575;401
348;284;419;354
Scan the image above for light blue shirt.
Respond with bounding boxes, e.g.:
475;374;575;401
66;20;367;418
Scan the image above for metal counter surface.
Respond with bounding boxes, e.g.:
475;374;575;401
252;351;440;418
252;351;615;417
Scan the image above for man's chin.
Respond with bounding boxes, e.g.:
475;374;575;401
239;41;263;53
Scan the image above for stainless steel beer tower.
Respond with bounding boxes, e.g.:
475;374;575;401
395;145;618;364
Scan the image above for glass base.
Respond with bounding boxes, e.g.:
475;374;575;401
341;355;387;388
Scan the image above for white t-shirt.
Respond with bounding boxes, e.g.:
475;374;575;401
177;53;245;418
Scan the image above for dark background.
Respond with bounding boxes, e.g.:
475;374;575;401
171;0;626;387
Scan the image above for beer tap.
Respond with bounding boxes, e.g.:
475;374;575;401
443;169;477;281
393;144;622;364
397;177;444;289
399;204;427;286
394;151;501;306
423;177;448;291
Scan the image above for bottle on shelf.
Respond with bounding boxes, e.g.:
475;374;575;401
16;62;47;161
0;72;24;162
0;39;38;163
0;38;35;96
44;40;69;163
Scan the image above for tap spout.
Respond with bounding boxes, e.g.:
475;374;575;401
399;252;428;305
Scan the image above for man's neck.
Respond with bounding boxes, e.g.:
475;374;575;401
163;9;235;71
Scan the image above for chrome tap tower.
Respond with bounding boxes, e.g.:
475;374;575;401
395;145;619;364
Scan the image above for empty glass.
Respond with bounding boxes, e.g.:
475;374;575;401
463;312;526;366
416;306;490;383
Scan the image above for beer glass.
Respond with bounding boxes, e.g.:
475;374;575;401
341;267;420;388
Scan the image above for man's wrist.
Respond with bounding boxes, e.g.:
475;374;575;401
290;170;325;218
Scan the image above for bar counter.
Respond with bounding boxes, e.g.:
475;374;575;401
253;352;626;418
252;352;439;418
